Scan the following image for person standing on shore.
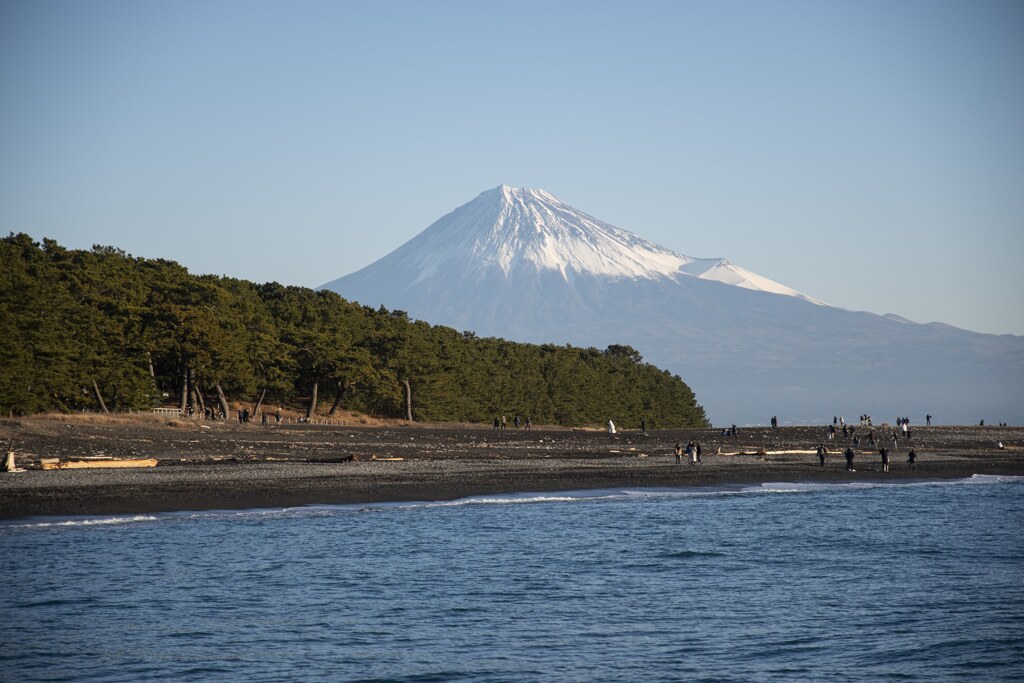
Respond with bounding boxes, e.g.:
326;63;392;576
907;449;917;470
675;442;682;464
696;442;703;464
817;444;828;467
879;447;890;473
641;416;647;434
845;447;855;471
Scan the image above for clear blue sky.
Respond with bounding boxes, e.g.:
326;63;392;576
2;0;1022;335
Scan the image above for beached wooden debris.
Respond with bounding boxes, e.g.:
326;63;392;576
3;451;26;473
40;457;159;470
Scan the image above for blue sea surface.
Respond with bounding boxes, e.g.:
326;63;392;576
3;475;1023;682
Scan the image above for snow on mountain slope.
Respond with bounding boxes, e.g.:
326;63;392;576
346;185;823;304
677;258;825;304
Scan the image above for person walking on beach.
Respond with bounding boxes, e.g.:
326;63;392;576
817;444;828;467
525;417;531;430
907;449;917;470
501;415;507;430
926;414;932;427
514;415;520;430
879;447;890;473
493;417;500;430
696;441;703;464
845;447;855;472
641;416;647;434
686;442;696;465
275;407;282;425
675;442;682;464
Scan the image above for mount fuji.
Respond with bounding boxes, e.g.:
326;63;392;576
322;186;1023;425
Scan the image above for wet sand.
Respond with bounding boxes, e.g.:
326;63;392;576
1;416;1021;519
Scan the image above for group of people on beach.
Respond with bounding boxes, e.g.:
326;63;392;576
493;415;530;430
818;443;917;472
674;441;703;465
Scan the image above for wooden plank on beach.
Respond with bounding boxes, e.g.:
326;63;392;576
41;458;159;470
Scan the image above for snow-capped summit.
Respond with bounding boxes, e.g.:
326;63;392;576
333;185;822;304
441;185;690;282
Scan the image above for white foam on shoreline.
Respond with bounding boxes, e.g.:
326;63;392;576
3;475;1020;530
6;514;159;529
750;474;1023;495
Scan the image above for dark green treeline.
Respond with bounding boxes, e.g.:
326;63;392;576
0;234;708;427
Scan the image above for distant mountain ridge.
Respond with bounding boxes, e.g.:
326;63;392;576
322;186;1024;425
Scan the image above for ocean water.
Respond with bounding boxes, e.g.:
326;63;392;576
3;476;1023;682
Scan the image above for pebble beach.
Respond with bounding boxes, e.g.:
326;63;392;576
2;415;1021;519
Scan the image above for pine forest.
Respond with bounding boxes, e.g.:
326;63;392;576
0;234;709;428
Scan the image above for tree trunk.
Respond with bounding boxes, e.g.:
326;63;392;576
252;388;267;418
403;379;412;422
178;366;188;413
187;367;199;418
146;351;156;378
305;381;318;420
92;379;110;414
194;378;206;415
328;381;345;416
215;384;230;420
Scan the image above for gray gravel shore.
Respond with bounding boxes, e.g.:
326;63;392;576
2;416;1021;519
